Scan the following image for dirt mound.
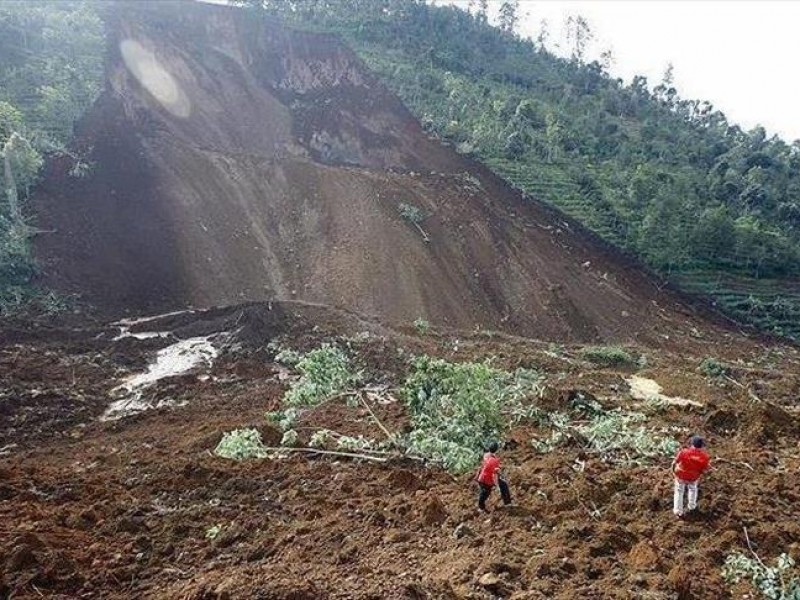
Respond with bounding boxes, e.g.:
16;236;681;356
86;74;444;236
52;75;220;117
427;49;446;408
2;305;800;598
32;0;721;344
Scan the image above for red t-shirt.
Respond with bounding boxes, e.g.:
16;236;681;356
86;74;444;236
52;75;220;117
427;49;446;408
674;447;710;482
477;453;501;485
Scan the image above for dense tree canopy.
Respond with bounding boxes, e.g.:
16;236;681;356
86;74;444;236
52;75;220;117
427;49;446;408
0;0;103;310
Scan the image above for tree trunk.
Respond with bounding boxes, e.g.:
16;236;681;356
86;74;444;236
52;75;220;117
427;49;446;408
3;139;21;224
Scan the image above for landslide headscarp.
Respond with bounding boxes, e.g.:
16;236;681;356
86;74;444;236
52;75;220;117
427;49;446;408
33;0;714;343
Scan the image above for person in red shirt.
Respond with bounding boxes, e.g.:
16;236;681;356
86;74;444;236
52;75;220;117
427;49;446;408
672;435;710;518
476;442;511;512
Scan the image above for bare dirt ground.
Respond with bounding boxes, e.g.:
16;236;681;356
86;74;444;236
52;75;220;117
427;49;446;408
2;302;799;599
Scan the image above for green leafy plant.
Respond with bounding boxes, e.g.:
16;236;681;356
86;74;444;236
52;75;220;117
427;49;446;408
580;346;636;367
214;428;269;460
413;317;430;334
283;344;362;407
699;357;730;378
205;524;223;541
265;407;302;431
398;202;426;224
722;552;799;599
401;356;544;472
576;410;680;463
280;429;299;447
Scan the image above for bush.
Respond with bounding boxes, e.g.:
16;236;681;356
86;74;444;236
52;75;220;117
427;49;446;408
699;357;730;378
413;317;430;334
722;552;799;599
580;345;636;367
265;407;302;431
576;410;680;462
398;202;426;224
283;344;362;406
214;428;269;460
401;356;544;472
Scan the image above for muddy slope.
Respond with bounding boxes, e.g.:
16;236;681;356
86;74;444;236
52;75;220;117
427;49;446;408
2;304;800;598
35;0;713;343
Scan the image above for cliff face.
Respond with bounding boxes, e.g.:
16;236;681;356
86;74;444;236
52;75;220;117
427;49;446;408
33;1;712;343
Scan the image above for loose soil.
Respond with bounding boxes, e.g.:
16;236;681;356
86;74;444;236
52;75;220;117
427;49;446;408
2;302;799;599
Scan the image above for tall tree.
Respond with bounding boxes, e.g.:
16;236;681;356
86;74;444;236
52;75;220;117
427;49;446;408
498;0;519;35
565;15;593;63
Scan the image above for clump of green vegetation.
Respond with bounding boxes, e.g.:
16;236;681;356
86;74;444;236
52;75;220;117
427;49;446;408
265;407;302;432
214;428;269;460
699;357;731;378
413;317;430;334
282;344;362;407
309;429;379;452
398;202;426;224
401;355;544;472
576;410;680;462
580;345;636;367
529;405;679;464
722;552;799;600
205;524;223;541
280;429;299;447
0;2;104;310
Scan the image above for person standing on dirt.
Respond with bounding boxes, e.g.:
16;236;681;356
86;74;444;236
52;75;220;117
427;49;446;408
672;435;710;518
476;442;512;512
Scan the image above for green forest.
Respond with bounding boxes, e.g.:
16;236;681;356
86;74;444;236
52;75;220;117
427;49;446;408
0;0;103;311
2;0;800;341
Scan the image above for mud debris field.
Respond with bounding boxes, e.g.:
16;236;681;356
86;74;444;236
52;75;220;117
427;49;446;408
2;302;800;599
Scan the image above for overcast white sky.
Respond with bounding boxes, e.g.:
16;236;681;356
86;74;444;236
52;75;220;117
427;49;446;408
444;0;800;142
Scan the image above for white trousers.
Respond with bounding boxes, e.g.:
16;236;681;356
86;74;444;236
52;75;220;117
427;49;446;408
673;478;698;515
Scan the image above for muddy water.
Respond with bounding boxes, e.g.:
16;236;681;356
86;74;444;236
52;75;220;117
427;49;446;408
102;335;218;420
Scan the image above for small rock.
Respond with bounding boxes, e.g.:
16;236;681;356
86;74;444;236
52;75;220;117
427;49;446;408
453;523;474;539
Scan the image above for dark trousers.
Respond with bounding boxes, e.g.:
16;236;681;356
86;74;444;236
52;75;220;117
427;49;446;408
478;479;511;511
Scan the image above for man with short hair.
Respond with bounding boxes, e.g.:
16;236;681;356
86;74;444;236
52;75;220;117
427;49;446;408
672;435;710;518
476;442;512;512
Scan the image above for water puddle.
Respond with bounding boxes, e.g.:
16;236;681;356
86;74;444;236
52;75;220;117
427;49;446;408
102;335;218;421
626;375;703;408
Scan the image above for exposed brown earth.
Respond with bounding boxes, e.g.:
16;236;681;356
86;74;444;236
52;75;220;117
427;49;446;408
1;303;799;598
34;0;724;343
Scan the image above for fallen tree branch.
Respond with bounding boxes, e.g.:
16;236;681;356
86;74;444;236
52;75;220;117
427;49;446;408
724;375;761;403
743;527;768;570
264;446;390;462
362;392;396;440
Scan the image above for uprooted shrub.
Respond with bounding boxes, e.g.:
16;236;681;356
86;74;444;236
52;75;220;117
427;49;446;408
722;552;799;599
401;355;545;473
214;428;269;460
530;407;680;464
278;343;362;407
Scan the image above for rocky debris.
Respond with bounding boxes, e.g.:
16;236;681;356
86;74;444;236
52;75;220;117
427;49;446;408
453;523;474;539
